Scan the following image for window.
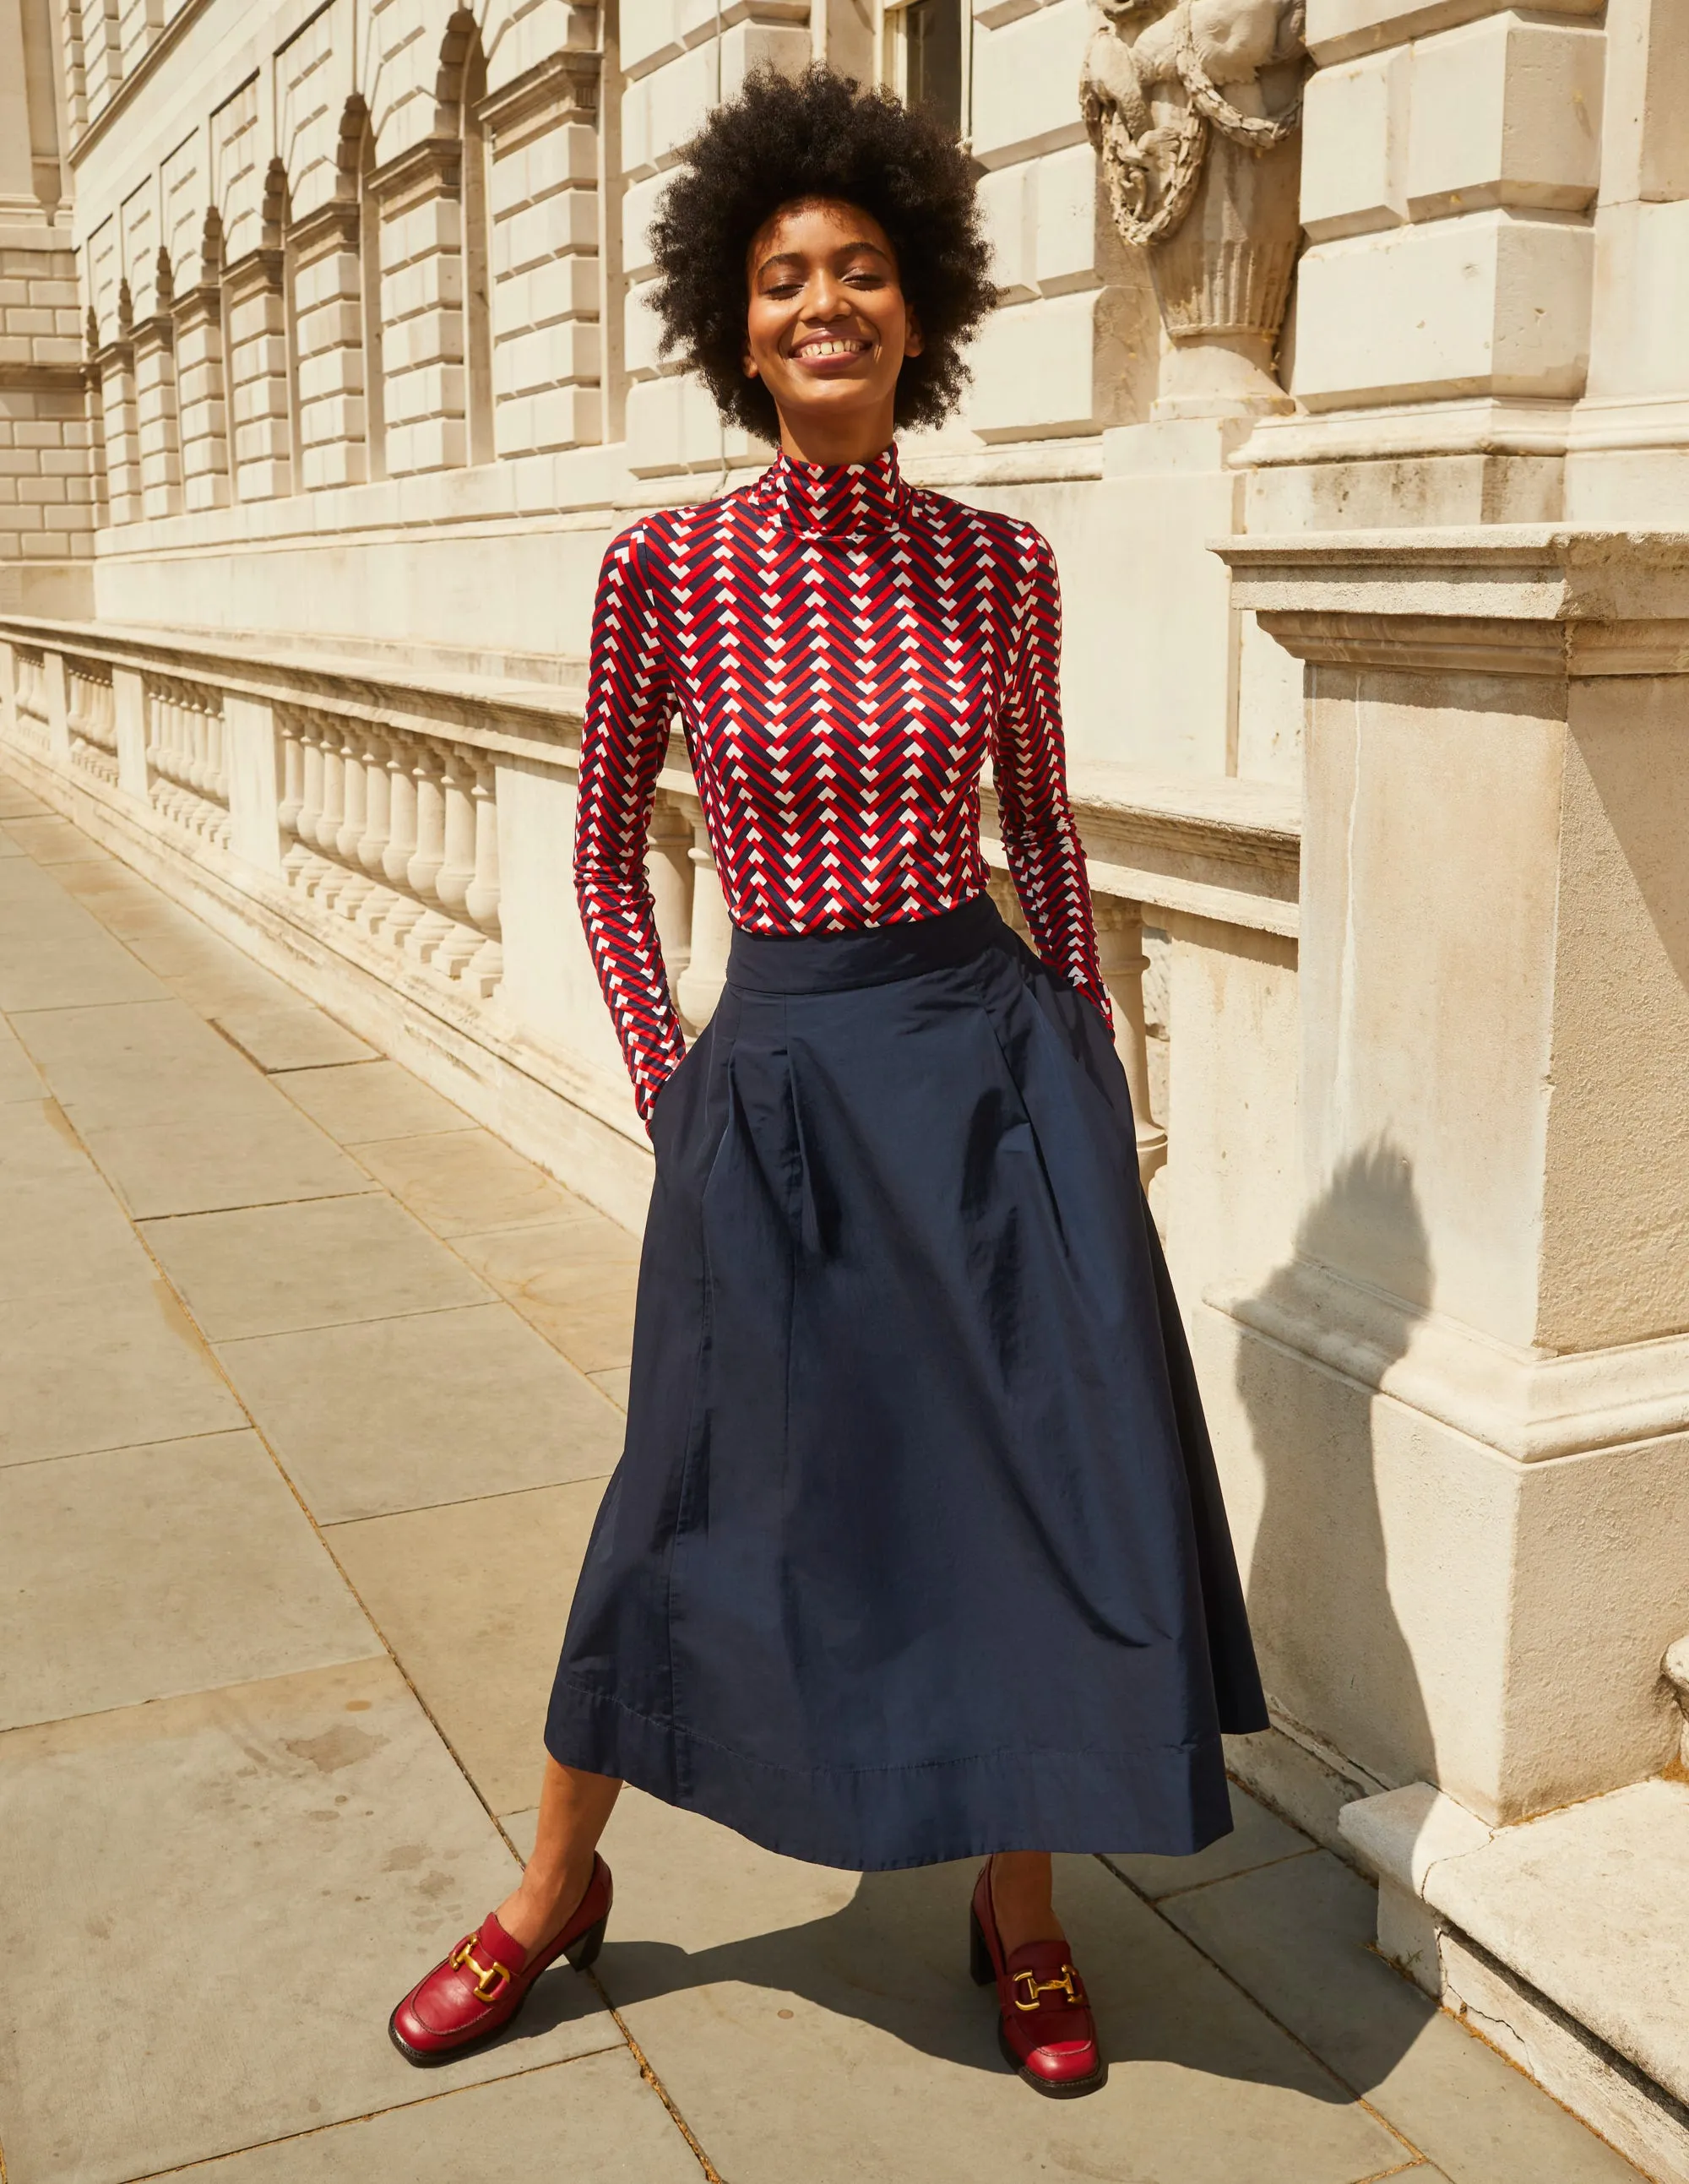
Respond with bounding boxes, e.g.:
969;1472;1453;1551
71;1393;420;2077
883;0;964;137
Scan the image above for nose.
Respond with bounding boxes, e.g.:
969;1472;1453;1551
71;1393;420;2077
804;269;854;320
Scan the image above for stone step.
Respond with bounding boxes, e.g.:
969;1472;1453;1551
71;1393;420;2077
1344;1779;1689;2184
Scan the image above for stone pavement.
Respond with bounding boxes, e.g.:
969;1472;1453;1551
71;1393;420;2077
0;763;1648;2184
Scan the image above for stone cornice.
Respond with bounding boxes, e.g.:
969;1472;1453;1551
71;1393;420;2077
222;247;285;303
131;312;175;355
1218;527;1689;677
1209;1256;1689;1464
286;200;361;262
170;283;223;334
479;50;600;150
67;0;220;168
364;138;462;206
0;361;89;394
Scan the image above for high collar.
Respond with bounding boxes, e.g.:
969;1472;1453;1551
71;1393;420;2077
754;443;908;536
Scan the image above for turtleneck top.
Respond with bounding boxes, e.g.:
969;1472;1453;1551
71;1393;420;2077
574;443;1111;1120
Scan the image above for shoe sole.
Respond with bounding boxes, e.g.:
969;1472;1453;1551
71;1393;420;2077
388;1911;609;2067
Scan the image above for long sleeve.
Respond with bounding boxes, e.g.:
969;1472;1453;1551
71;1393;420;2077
573;524;689;1122
992;529;1112;1026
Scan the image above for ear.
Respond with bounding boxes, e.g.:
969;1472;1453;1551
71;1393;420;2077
903;305;925;360
742;345;761;380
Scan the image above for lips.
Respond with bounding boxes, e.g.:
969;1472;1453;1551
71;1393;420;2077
790;334;872;370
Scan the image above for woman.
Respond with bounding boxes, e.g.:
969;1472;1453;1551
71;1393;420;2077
390;65;1266;2099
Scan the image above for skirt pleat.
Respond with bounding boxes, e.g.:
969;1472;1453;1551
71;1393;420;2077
545;894;1267;1871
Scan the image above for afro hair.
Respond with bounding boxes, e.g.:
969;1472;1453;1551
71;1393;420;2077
648;65;997;441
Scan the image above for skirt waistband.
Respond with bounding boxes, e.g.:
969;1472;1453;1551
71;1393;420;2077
726;894;1007;997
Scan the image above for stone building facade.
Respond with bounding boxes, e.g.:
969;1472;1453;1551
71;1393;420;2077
5;0;1689;2172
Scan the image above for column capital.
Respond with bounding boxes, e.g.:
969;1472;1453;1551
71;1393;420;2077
1219;525;1689;677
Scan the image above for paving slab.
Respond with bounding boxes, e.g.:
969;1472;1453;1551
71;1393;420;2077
2;812;106;863
0;777;50;818
14;996;285;1129
452;1215;641;1376
0;1430;382;1731
210;997;377;1071
274;1058;479;1144
0;861;167;1010
80;1106;376;1218
328;1477;606;1815
591;1364;632;1410
0;1658;623;2184
1105;1778;1317;1900
168;2048;704;2182
220;1302;625;1522
0;1273;243;1466
573;1791;1410;2184
356;1127;583;1236
0;1021;46;1101
0;1127;160;1301
0;823;24;853
144;1193;494;1340
1159;1845;1645;2184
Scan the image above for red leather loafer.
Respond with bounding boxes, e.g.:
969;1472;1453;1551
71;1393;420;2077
969;1859;1104;2097
388;1854;612;2065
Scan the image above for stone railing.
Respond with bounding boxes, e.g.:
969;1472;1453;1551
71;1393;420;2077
67;658;118;785
0;613;1299;1234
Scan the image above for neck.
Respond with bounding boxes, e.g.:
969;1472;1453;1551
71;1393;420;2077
775;401;898;469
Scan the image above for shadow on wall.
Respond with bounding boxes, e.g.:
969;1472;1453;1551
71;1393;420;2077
1234;1141;1436;1796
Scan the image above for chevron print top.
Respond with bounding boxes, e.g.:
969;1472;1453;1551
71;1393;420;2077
574;442;1111;1118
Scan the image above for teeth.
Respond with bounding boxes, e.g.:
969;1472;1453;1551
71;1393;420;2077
798;340;865;358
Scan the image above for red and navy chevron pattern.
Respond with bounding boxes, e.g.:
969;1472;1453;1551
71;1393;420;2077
574;443;1111;1120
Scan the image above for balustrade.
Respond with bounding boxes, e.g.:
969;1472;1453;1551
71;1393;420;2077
0;621;1297;1209
7;647;51;754
67;661;118;785
144;674;231;845
673;801;731;1035
275;706;503;1001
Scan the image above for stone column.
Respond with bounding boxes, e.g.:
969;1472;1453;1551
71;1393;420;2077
481;51;603;457
1209;527;1689;1831
171;284;231;511
223;248;291;502
366;141;467;477
132;312;182;519
287;200;367;490
94;333;140;525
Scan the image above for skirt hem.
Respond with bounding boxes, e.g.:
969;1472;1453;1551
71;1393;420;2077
545;1673;1243;1873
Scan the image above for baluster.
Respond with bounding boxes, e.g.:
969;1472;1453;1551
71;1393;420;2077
355;730;395;930
209;704;228;803
429;753;481;976
332;723;372;916
464;756;502;997
675;807;730;1032
1094;895;1169;1190
380;736;423;944
277;711;304;829
646;792;694;1020
295;715;327;888
185;689;207;795
405;741;449;962
312;719;347;902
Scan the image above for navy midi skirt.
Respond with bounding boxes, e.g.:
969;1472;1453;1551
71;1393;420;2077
545;894;1267;1871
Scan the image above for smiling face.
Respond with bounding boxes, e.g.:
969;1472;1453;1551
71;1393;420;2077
743;197;922;465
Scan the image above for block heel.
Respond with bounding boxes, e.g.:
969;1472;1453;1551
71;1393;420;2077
969;1902;995;1986
564;1911;609;1972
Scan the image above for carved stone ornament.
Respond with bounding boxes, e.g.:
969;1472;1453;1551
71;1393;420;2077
1081;0;1306;416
